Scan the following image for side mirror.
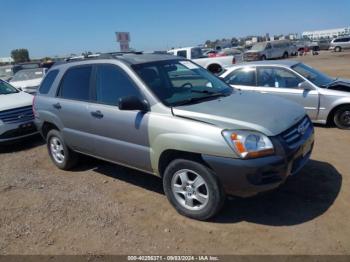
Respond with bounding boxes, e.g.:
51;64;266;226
298;81;314;90
17;87;23;91
118;96;149;112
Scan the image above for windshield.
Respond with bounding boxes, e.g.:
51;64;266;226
132;60;232;107
292;63;334;87
0;67;13;78
251;42;267;52
0;80;18;95
11;68;44;82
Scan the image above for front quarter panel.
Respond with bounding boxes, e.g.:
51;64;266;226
148;112;235;175
318;89;350;122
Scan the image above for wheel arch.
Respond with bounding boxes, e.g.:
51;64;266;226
158;149;210;178
41;121;60;139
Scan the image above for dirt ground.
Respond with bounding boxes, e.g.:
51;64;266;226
1;51;350;255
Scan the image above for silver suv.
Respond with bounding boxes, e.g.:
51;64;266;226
34;53;314;220
330;36;350;52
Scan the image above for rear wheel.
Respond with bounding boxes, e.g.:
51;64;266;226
282;52;289;59
334;106;350;129
260;55;266;60
163;159;225;220
335;46;342;52
47;129;78;170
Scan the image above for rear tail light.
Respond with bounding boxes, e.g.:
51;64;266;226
232;57;236;64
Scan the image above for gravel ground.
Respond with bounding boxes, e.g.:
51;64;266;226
0;51;350;255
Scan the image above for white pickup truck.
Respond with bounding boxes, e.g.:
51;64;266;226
167;47;243;74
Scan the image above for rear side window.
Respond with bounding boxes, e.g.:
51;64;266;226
225;68;256;86
39;70;59;94
58;66;92;101
177;50;187;58
94;64;141;106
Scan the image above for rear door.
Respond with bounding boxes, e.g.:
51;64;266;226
88;63;152;172
54;65;95;153
256;66;319;119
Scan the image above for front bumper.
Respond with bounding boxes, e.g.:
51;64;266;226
203;124;314;197
0;120;38;143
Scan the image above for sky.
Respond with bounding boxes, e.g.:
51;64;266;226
0;0;349;58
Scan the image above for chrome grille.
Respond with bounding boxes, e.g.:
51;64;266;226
281;116;311;147
0;106;34;124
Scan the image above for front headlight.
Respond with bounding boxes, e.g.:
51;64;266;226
222;130;274;159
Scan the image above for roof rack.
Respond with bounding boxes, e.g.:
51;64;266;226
60;51;143;62
50;51;144;67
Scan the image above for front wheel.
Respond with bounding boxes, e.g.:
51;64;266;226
334;106;350;129
163;159;225;220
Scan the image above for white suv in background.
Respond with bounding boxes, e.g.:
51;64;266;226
330;36;350;52
0;80;37;143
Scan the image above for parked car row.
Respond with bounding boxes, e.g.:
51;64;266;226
0;63;48;95
167;46;243;74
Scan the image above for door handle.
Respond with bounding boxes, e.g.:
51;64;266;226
260;91;268;94
53;102;61;109
91;110;104;119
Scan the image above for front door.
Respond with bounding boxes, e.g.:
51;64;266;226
88;63;152;172
256;67;319;119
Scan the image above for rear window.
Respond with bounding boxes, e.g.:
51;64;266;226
39;70;59;94
58;66;92;101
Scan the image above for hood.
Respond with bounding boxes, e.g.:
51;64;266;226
245;50;260;54
325;78;350;93
172;91;305;136
0;91;33;112
10;78;42;89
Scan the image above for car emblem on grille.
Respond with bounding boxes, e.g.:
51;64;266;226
18;114;26;119
297;122;308;135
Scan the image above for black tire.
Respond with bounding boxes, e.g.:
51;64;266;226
335;46;342;52
46;129;78;170
163;159;225;220
207;64;222;74
260;55;266;60
282;52;289;59
333;105;350;129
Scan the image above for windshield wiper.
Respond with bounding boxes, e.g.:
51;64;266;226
173;91;229;106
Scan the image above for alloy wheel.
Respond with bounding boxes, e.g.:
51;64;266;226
50;137;65;164
171;169;209;211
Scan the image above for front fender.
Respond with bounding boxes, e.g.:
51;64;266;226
148;114;235;175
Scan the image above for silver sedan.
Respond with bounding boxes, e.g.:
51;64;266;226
220;60;350;129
